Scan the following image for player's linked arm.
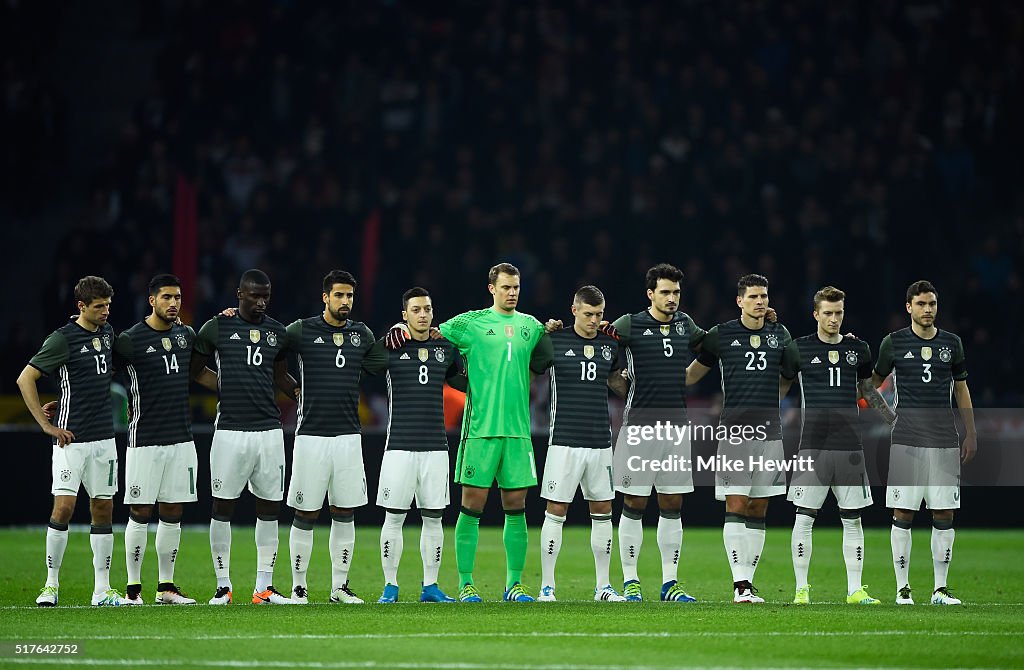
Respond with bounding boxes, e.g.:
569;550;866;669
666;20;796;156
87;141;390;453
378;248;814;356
607;369;628;398
779;330;799;399
529;333;555;381
363;336;390;375
190;317;218;392
686;325;718;386
871;334;894;389
857;379;896;424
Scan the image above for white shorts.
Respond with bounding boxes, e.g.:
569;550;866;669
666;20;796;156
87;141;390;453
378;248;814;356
715;439;787;501
787;450;872;510
886;444;960;510
51;438;118;499
376;449;449;510
124;442;199;505
541;445;614;502
614;433;694;497
210;428;285;501
288;433;367;511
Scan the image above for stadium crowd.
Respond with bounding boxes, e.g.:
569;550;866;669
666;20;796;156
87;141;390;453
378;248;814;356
6;0;1022;408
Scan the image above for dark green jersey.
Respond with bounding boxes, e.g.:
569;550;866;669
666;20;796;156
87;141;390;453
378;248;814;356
543;328;620;449
698;319;799;441
874;327;967;448
29;320;116;443
115;322;195;448
376;337;462;452
287;317;387;437
793;334;873;451
194;314;288;431
611;310;705;421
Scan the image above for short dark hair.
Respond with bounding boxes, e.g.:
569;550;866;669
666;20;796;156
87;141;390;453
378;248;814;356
323;270;357;294
737;273;769;296
906;280;937;303
574;285;605;306
240;269;271;288
74;276;114;305
148;274;181;296
645;263;684;291
813;285;845;311
402;286;431;310
488;262;520;285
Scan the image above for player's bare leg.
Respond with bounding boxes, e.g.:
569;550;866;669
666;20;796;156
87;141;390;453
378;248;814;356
328;505;362;603
619;493;648;600
891;507;915;604
37;495;75;606
929;509;959;604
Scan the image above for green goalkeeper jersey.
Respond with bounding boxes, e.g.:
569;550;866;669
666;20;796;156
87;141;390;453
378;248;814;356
439;308;551;439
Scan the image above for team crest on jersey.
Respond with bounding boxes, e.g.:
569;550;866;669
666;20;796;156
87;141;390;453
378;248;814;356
601;345;613;360
350;333;362;347
939;347;952;363
846;351;858;366
267;332;278;347
129;485;141;499
175;334;187;348
828;350;840;365
249;330;261;343
660;324;670;336
584;345;595;359
418;348;429;362
102;334;111;349
162;337;173;351
921;346;932;361
333;333;344;346
521;326;530;341
505;325;514;338
434;347;445;362
749;335;761;349
676;322;685;336
766;334;779;349
92;337;101;351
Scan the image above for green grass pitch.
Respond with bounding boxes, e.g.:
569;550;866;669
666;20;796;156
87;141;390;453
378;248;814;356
0;526;1021;669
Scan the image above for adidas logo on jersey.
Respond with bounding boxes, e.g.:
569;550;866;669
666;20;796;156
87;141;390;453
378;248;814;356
229;332;241;340
642;329;654;336
313;336;324;344
811;356;821;364
146;346;157;353
80;345;89;353
564;349;576;356
904;351;914;358
399;353;410;360
486;329;496;336
730;339;741;346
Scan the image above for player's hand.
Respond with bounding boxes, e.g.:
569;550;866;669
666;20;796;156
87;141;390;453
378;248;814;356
961;433;977;465
620;368;632;381
598;321;620;340
220;307;237;317
544;319;563;333
385;323;410;350
44;424;75;448
428;327;443;340
41;401;58;421
293;387;301;401
766;308;778;323
844;332;857;339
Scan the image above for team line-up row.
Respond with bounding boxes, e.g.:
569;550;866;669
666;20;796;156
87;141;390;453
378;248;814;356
16;263;974;607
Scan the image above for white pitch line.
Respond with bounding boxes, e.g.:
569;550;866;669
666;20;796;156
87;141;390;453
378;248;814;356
1;631;1020;642
2;660;995;670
